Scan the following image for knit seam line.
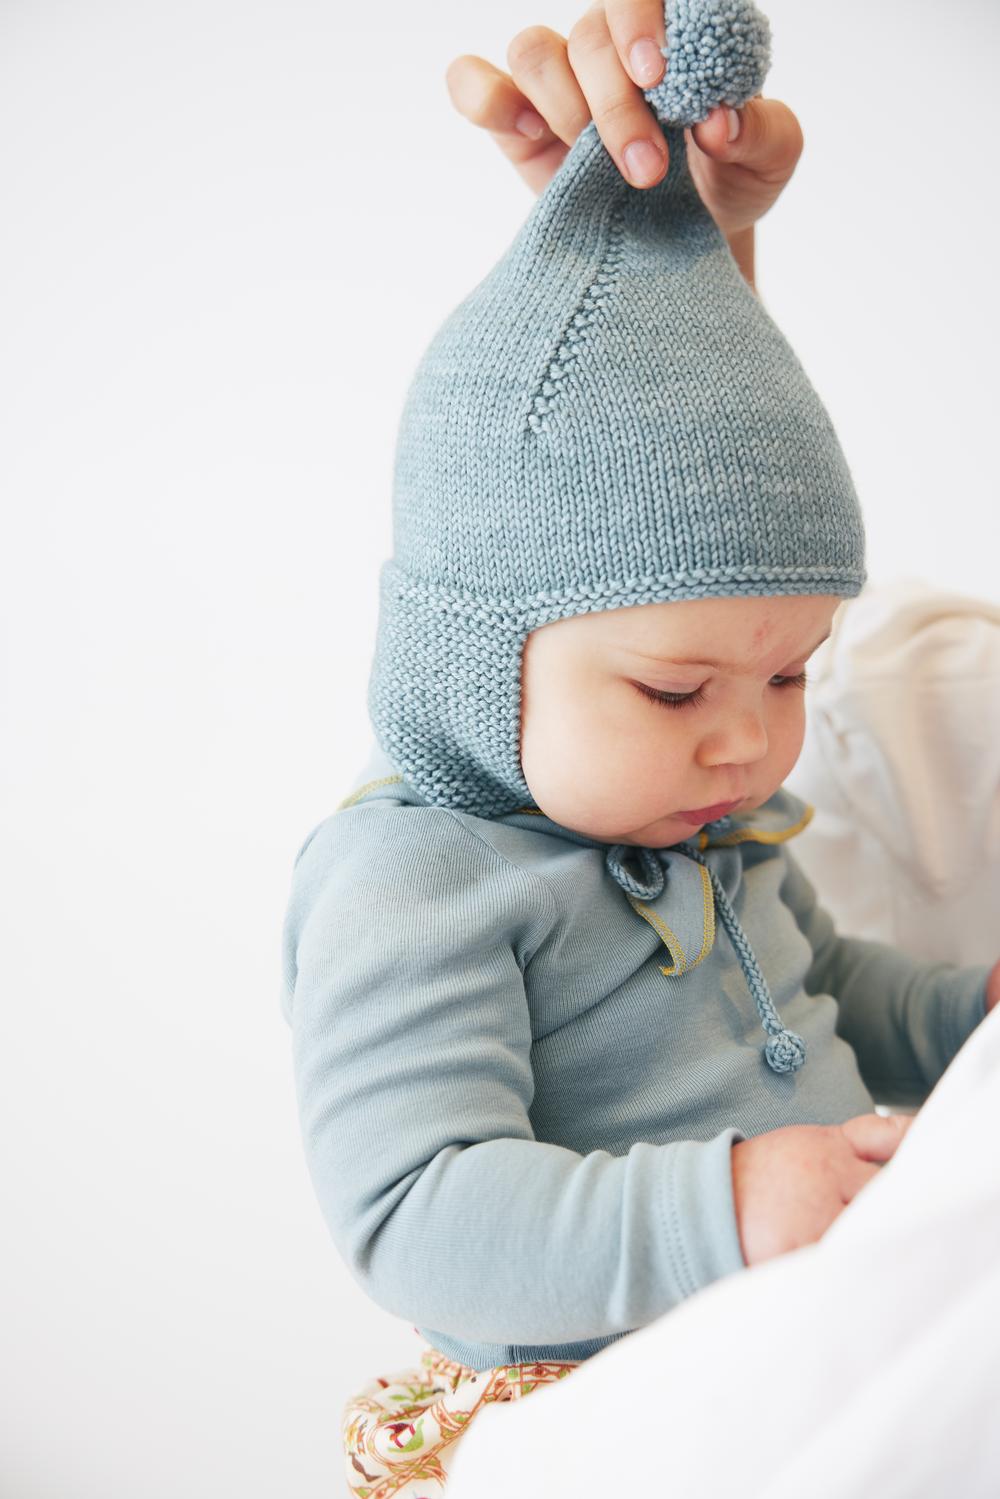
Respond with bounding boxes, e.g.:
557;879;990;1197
526;191;629;435
382;559;858;618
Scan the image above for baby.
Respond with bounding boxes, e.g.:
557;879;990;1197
279;0;999;1491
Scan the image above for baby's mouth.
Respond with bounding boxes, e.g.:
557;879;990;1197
673;798;743;825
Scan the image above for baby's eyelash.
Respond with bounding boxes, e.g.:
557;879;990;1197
633;671;808;711
634;682;709;710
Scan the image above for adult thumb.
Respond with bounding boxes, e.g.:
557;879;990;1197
840;1111;914;1164
689;95;803;179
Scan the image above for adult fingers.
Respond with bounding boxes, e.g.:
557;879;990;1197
603;0;667;88
504;26;593;148
564;4;670;187
444;52;571;194
689;94;804;182
444;51;554;142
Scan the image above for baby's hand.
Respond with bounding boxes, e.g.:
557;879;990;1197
445;0;803;238
731;1113;913;1266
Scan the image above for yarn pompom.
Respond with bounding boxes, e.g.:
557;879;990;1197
764;1028;806;1074
643;0;772;126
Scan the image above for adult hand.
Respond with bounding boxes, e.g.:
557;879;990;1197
445;0;803;239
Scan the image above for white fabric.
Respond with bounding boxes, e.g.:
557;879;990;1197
784;577;1000;965
448;1002;1000;1499
448;580;1000;1498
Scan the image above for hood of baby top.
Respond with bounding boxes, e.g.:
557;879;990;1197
362;0;868;1076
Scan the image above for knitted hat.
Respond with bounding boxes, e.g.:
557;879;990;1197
368;0;867;819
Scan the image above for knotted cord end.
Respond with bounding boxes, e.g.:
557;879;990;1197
764;1028;806;1074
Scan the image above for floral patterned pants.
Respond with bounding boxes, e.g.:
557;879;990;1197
341;1337;581;1497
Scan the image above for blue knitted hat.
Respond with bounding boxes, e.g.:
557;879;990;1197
368;0;866;819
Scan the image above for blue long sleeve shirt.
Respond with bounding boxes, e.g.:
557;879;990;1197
279;741;990;1371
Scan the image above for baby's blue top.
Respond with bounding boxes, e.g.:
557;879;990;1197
279;741;989;1372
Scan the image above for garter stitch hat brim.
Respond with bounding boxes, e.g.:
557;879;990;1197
367;0;867;819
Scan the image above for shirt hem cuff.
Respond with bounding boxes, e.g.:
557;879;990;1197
659;1127;747;1300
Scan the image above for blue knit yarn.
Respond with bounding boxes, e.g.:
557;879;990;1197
367;0;866;818
682;843;807;1073
649;0;772;124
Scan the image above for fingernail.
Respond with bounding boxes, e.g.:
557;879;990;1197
726;107;741;142
623;137;665;186
629;37;664;86
515;109;546;140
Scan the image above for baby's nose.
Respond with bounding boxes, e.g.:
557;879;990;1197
701;710;769;766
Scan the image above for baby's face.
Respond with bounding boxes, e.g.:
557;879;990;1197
519;592;841;847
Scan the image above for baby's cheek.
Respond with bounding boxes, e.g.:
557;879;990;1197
520;693;594;804
771;697;808;775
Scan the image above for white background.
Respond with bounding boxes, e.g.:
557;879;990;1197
1;1;997;1495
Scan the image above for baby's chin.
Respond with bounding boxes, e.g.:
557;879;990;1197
530;788;770;847
617;811;706;848
619;795;767;848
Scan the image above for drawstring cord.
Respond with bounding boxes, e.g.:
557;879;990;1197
604;825;806;1075
680;843;806;1074
604;844;666;901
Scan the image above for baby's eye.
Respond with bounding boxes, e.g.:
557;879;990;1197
632;670;808;712
632;681;708;710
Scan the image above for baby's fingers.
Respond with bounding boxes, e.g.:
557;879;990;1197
840;1111;914;1165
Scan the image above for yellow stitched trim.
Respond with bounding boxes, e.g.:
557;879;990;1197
654;864;715;974
704;803;815;846
626;895;687;975
686;863;715;970
512;807;546;816
335;774;404;811
627;862;716;977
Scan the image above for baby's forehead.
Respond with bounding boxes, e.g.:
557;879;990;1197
525;594;841;666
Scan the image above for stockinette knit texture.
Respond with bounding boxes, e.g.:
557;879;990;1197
362;0;869;1077
367;0;867;822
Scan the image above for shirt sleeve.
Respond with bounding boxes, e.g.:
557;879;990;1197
279;803;746;1348
780;847;990;1106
